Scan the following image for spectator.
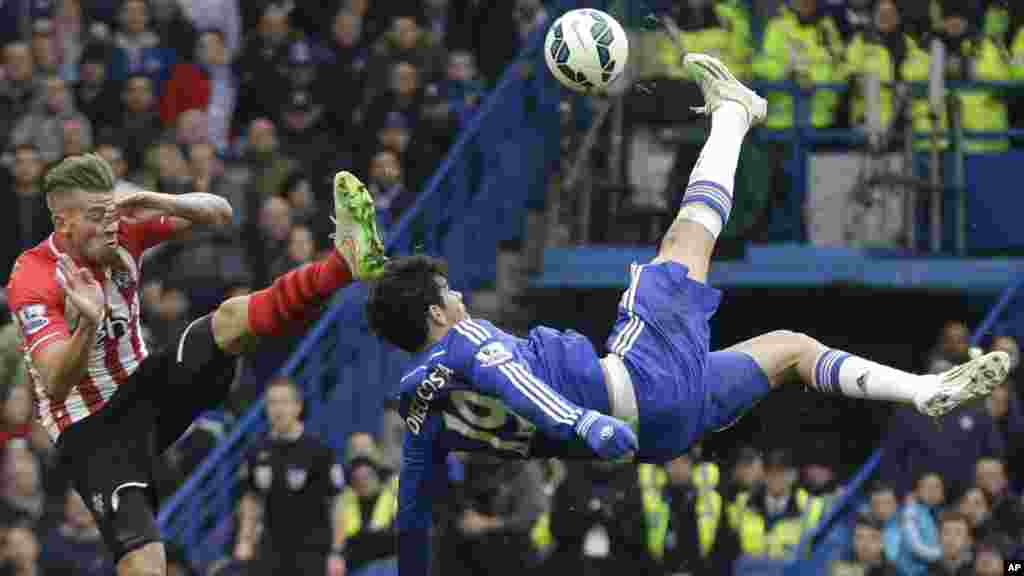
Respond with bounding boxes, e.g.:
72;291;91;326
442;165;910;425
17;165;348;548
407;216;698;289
441;50;485;127
238;376;345;576
316;8;369;137
146;0;197;64
363;13;446;113
61;117;89;157
362;61;424;157
160;30;235;136
10;74;93;164
1;385;50;464
0;42;39;153
108;0;176;90
0;443;47;529
990;335;1020;376
39;489;113;575
336;453;398;575
0;144;50;282
270;223;315;278
733;449;825;560
199;30;238;155
647;454;735;575
0;322;26;416
177;0;241;60
188;141;225;197
972;539;1008;576
844;0;910;132
957;487;998;544
279;171;315;226
448;455;544;576
376;111;411;159
30;19;58;77
73;43;117;130
930;510;973;576
1;522;44;576
832;512;898;576
753;0;844;130
928;322;971;374
867;483;901;563
103;74;163;175
973;458;1023;540
233;3;295;133
368;149;412;235
723;445;765;502
894;472;945;576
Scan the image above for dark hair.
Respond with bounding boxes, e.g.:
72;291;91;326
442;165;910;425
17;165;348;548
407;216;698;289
764;449;792;471
854;510;882;530
43;153;116;207
266;376;302;402
366;255;448;353
870;482;895;495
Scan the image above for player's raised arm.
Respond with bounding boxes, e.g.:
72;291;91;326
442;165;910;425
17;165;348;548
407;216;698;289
449;320;637;460
397;414;448;576
115;188;233;245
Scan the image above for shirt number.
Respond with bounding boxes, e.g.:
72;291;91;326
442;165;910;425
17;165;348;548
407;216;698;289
443;391;535;456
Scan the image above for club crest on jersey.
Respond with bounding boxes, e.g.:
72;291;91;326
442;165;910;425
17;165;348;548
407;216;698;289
17;305;48;335
475;341;513;368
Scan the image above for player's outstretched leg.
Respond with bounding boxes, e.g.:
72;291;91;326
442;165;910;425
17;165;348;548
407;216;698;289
726;331;1011;416
212;171;386;354
653;54;766;283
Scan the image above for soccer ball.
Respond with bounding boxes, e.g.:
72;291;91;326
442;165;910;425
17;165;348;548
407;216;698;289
544;9;629;94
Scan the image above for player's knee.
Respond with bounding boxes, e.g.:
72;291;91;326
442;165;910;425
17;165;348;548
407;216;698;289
769;330;823;362
117;542;165;576
212;296;252;355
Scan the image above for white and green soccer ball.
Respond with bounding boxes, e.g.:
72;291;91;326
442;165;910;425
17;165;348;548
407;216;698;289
544;8;629;94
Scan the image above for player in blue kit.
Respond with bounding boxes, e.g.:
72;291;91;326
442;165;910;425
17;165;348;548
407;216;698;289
364;54;1011;575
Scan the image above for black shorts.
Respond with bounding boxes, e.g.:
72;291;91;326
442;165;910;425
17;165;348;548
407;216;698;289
55;314;237;562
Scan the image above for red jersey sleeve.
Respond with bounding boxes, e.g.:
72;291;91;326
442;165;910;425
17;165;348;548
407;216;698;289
120;216;183;258
6;255;70;360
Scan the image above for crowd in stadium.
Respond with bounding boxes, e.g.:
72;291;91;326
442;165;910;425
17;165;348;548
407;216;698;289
0;0;1020;574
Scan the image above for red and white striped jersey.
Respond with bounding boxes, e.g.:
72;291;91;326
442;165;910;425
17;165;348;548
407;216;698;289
6;218;178;442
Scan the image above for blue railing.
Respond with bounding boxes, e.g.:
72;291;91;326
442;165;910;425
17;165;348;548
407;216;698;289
156;2;568;566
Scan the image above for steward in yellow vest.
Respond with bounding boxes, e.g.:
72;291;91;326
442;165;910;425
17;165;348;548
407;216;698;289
337;456;398;572
753;1;845;129
731;450;827;559
642;456;739;574
843;0;912;132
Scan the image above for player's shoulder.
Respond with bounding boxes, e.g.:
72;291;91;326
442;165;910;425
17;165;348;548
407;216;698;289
449;318;502;345
7;240;59;302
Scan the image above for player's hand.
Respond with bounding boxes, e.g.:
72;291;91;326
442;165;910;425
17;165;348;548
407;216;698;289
56;255;105;326
575;410;637;461
115;190;173;223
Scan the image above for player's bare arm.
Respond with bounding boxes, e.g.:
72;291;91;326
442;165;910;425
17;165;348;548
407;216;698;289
34;255;105;403
115;189;233;239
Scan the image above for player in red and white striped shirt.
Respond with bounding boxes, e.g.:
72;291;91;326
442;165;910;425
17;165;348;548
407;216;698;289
6;154;386;576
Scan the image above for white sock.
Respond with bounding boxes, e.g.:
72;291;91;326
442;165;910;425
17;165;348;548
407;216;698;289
812;349;934;404
676;101;750;238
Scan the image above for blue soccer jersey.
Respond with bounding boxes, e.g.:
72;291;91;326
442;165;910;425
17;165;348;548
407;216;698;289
395;318;611;575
